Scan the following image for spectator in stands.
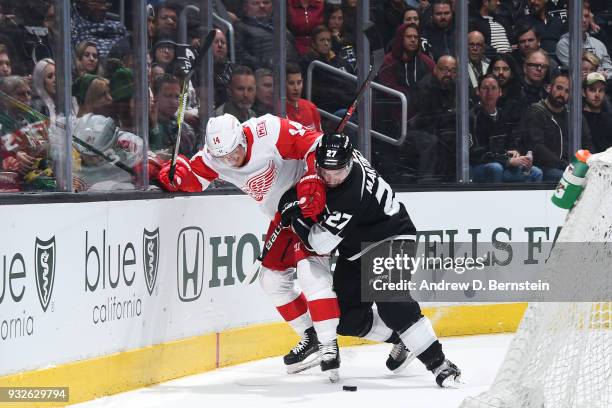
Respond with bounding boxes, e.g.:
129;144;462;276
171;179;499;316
411;55;457;180
517;0;565;55
71;0;128;60
467;31;489;102
253;68;274;116
152;39;177;73
235;0;299;70
422;0;455;61
285;62;322;131
108;61;134;132
379;23;435;98
75;41;103;77
556;4;612;79
0;44;12;77
213;28;233;109
153;4;179;42
469;74;542;182
512;23;540;71
380;0;409;47
31;58;55;118
150;73;197;157
582;51;601;80
214;65;256;122
341;0;357;43
288;0;325;56
520;49;550;108
403;6;420;26
300;25;355;114
468;0;511;54
151;63;166;80
71;73;141;191
486;53;522;129
519;72;592;182
0;76;41;173
582;72;612;153
325;5;355;56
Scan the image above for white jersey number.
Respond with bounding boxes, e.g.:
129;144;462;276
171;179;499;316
375;178;400;216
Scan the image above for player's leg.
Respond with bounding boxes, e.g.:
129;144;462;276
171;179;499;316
296;254;341;381
377;301;461;387
260;218;318;374
333;257;408;370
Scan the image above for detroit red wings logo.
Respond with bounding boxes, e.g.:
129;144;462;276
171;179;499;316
243;161;277;201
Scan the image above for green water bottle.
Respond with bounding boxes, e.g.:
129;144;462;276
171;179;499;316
551;150;591;209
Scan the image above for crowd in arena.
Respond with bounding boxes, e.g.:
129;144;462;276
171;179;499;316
0;0;611;192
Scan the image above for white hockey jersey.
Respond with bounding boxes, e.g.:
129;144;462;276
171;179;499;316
190;114;322;219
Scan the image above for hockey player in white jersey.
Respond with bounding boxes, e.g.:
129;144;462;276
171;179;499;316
157;113;341;380
280;133;462;387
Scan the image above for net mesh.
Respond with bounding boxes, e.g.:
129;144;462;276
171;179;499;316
461;149;612;408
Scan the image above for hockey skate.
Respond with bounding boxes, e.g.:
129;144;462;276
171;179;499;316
320;339;340;383
284;327;321;374
432;359;462;388
385;339;416;373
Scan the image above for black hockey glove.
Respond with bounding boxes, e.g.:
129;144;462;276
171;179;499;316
280;200;302;228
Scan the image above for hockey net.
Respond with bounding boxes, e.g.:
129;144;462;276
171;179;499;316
461;149;612;408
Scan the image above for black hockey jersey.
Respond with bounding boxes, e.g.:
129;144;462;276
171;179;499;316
292;151;417;260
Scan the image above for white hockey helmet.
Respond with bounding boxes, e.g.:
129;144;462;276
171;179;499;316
205;114;246;157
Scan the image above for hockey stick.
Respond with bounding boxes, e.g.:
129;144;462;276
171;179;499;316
168;29;216;183
0;90;136;175
333;59;383;134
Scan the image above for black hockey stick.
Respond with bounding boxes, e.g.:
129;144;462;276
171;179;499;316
168;29;217;183
333;59;383;134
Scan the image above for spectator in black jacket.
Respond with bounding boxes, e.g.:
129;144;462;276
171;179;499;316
519;49;550;109
234;0;299;70
213;28;233;109
519;72;592;182
300;25;355;115
469;74;542;182
517;0;565;55
422;0;455;61
582;72;612;153
486;53;522;132
411;55;457;180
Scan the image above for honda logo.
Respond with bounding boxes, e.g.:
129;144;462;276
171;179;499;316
177;227;204;302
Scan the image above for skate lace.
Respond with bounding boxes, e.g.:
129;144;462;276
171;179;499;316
291;333;310;354
319;342;338;361
389;342;404;360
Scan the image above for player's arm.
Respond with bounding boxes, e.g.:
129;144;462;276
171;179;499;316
275;118;327;219
157;150;219;192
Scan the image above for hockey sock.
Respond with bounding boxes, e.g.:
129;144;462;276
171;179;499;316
398;316;445;369
362;307;394;342
276;292;314;335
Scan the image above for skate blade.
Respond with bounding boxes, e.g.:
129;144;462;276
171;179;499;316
286;354;321;374
440;374;463;388
392;351;416;374
326;368;340;383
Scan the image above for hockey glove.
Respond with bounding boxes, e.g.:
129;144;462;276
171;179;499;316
134;151;167;182
279;198;304;228
296;174;326;220
157;154;202;192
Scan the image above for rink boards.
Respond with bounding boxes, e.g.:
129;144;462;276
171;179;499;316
0;189;566;405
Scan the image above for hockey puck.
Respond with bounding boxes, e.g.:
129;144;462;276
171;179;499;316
343;385;357;392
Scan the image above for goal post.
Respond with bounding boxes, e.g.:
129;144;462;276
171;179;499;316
460;149;612;408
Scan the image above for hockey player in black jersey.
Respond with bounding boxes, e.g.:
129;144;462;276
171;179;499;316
280;133;462;387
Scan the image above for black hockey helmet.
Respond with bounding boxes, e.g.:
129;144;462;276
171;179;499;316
315;133;353;170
